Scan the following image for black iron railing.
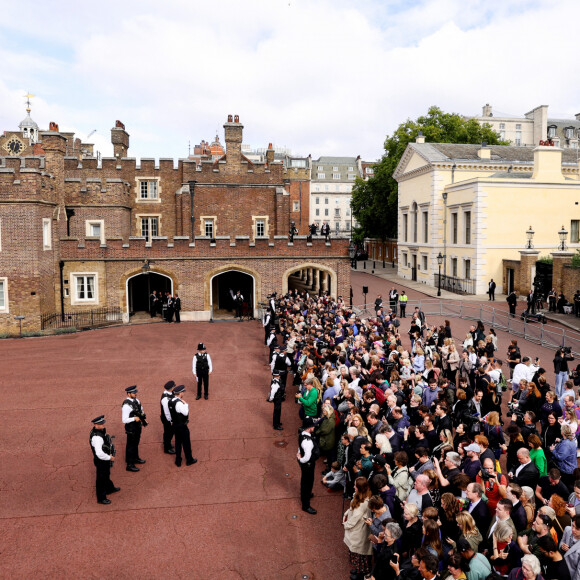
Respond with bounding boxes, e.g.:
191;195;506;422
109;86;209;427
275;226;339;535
435;274;476;295
41;307;122;330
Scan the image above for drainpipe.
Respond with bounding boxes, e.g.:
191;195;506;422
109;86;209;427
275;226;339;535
59;260;65;321
188;180;197;241
442;192;448;278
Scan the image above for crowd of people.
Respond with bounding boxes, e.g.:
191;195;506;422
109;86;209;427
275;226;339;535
265;289;580;580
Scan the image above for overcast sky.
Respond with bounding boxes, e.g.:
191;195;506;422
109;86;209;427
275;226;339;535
1;0;579;162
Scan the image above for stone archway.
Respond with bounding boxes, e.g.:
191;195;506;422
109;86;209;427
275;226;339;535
120;265;178;322
282;262;336;296
204;264;262;317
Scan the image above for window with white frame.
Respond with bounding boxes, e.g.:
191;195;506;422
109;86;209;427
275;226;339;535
318;173;326;179
348;174;356;180
324;209;329;216
42;218;51;250
205;219;214;238
86;220;105;243
345;222;350;231
346;208;351;216
348;166;354;171
465;260;471;279
333;166;338;171
548;126;557;139
324;185;329;191
452;213;458;244
464;211;471;244
571;220;579;243
315;186;320;192
422;211;428;243
315;208;320;216
140;217;159;242
422;256;428;271
332;173;340;179
255;219;264;237
452;258;458;277
325;198;329;204
335;222;340;233
366;167;374;175
565;127;574;139
334;208;340;217
0;278;7;312
315;197;320;204
72;274;97;303
317;166;323;171
139;180;158;199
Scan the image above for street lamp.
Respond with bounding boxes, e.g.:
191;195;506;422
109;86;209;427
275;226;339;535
436;252;443;297
142;259;151;274
525;225;534;249
558;225;568;251
348;240;356;269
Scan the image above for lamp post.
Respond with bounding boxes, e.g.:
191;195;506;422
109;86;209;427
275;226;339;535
436;252;443;297
558;225;568;252
442;192;448;277
348;240;356;269
525;225;534;249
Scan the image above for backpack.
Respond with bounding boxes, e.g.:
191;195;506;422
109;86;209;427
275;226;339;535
368;384;386;405
497;372;508;393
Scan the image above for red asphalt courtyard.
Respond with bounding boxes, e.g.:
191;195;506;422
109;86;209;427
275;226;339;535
0;270;575;579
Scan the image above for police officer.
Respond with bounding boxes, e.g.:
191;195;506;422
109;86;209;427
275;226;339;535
168;385;197;467
263;308;272;344
399;291;408;318
268;370;284;431
270;344;293;397
193;342;213;400
89;415;119;504
297;417;318;514
234;290;244;319
160;380;176;454
122;385;146;472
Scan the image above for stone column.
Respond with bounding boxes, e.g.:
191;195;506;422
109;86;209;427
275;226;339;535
312;269;320;293
551;251;574;295
518;250;539;296
321;272;328;293
300;269;306;281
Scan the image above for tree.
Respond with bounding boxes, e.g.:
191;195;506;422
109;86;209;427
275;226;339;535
351;106;508;240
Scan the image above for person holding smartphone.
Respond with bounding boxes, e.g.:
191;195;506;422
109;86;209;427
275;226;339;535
368;521;403;580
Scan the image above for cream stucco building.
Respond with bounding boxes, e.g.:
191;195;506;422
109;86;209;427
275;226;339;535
394;139;580;295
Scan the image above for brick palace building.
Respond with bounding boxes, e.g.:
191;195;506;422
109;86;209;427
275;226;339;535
0;111;350;335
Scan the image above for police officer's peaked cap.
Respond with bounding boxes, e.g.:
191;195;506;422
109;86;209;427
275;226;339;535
273;344;281;350
163;380;176;390
125;385;138;394
302;417;315;429
197;342;206;350
92;415;106;425
173;385;186;394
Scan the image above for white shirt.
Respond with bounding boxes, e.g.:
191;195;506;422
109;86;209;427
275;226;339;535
175;399;189;417
299;434;314;463
122;397;140;424
512;363;533;385
468;498;481;513
161;391;172;422
193;352;213;376
91;433;111;461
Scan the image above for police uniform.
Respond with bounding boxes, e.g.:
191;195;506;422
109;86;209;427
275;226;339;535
168;385;197;467
193;343;213;400
298;418;318;514
89;415;119;504
234;291;244;319
270;346;292;396
160;380;176;454
263;309;272;344
122;385;146;472
268;371;284;430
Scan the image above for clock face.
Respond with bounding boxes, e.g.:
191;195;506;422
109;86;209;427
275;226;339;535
2;136;25;156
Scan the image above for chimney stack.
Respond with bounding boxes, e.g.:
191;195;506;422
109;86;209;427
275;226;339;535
111;120;129;158
224;114;243;172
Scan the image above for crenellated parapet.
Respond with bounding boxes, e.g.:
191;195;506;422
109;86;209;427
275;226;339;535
59;235;349;260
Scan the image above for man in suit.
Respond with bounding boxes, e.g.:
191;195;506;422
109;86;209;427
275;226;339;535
435;402;453;434
509;447;540;489
466;482;491;534
173;293;181;323
483;498;517;553
488;279;496;301
507;483;528;531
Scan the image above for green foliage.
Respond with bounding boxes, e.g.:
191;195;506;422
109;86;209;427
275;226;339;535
351;106;509;240
54;327;77;334
570;250;580;269
538;255;554;265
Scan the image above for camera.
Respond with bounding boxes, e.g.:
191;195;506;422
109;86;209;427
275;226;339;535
507;401;524;421
563;346;572;355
